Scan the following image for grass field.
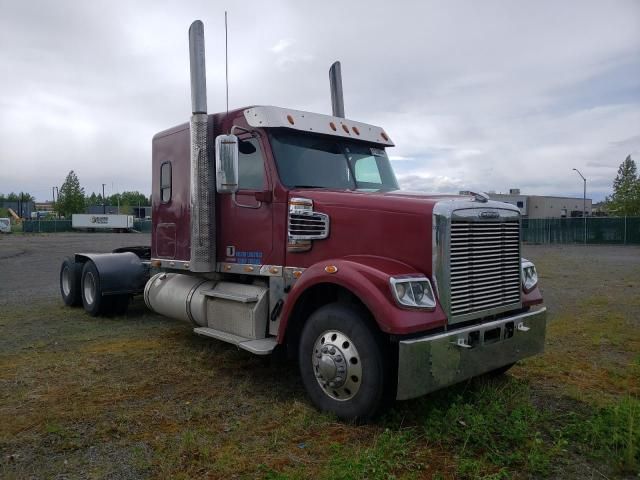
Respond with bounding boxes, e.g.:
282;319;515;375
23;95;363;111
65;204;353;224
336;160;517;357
1;244;639;479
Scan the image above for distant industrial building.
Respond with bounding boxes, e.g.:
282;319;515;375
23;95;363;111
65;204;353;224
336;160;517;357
34;201;55;213
461;189;593;219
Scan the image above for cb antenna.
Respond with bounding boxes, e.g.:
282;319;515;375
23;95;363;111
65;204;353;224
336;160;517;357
225;11;229;116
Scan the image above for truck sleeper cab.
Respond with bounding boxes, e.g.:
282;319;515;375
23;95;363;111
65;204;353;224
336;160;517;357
58;20;546;421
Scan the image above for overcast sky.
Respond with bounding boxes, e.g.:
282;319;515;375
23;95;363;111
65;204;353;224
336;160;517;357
1;0;638;202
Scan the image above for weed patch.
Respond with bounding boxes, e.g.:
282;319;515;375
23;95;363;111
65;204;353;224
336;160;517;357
567;396;640;474
415;379;564;477
321;428;425;480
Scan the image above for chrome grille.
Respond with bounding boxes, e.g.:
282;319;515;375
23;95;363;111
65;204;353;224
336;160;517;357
288;212;330;240
449;220;521;318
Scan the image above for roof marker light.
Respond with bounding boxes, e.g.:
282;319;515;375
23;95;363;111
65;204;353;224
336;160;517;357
341;124;349;134
381;131;389;141
352;126;360;135
287;114;295;125
329;122;337;131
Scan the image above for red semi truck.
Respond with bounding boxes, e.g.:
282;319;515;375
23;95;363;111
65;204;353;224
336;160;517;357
59;20;546;420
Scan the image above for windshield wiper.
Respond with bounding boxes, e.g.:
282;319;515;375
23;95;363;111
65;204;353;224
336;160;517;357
290;185;328;189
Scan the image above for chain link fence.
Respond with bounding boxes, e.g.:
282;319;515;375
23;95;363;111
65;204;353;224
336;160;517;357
522;217;640;244
22;220;153;233
22;220;73;233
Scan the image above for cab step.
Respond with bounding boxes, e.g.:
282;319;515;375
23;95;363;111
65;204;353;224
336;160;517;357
193;327;277;355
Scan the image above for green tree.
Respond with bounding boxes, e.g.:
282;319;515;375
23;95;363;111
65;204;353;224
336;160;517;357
608;155;640;216
55;171;86;217
3;192;34;203
107;191;150;207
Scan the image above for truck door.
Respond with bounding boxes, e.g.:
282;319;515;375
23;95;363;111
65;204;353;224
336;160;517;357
217;134;276;268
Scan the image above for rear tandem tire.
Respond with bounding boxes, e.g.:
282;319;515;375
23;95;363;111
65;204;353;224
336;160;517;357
81;261;106;316
60;257;82;307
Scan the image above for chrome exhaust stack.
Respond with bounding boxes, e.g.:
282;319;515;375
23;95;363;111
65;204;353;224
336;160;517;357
329;61;345;118
188;20;215;272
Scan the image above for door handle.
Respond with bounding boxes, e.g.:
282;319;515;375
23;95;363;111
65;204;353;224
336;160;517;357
232;192;262;209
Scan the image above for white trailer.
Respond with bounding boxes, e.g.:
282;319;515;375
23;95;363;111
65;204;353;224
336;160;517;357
72;214;134;231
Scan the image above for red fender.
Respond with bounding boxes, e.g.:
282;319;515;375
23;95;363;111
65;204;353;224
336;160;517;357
277;255;448;343
523;285;543;306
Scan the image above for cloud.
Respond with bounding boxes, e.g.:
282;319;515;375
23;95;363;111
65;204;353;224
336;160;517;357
0;0;638;202
270;39;293;54
397;174;466;193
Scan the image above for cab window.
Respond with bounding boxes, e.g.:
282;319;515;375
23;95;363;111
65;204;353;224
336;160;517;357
238;138;265;190
354;156;383;185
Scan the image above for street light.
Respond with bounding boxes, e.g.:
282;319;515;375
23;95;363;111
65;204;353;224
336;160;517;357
102;183;106;214
572;168;587;245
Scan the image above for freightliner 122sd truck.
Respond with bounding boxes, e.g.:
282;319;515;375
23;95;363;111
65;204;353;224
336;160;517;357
59;20;546;420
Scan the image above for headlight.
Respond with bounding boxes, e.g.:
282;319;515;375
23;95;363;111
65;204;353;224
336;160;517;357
390;276;436;309
521;259;538;292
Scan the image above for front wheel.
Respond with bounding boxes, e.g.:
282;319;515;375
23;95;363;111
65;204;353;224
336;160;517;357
298;303;389;422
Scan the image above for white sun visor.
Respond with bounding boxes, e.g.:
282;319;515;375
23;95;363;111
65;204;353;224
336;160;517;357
243;106;394;147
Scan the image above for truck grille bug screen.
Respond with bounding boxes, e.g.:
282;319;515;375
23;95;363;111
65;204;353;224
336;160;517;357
449;219;521;319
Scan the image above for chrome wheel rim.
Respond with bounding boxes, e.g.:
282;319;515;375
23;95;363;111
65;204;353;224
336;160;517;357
312;330;362;401
83;271;96;305
61;267;71;296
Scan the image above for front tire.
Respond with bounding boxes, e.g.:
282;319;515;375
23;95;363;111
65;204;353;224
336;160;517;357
299;303;388;421
81;261;106;316
60;257;82;306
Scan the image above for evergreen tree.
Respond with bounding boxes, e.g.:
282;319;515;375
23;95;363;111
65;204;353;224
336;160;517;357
86;192;98;206
608;155;640;216
55;171;86;217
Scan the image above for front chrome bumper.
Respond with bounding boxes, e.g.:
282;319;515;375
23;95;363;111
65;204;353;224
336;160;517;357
396;307;547;400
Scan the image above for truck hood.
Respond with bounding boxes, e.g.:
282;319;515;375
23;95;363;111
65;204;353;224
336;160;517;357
289;188;520;217
289;188;466;217
287;188;519;273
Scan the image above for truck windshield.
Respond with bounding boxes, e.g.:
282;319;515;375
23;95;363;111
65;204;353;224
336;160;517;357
269;130;399;191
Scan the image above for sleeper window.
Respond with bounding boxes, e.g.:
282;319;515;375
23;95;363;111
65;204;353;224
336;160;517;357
160;162;172;203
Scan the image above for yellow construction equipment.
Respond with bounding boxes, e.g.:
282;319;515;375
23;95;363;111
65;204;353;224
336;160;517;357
7;208;21;223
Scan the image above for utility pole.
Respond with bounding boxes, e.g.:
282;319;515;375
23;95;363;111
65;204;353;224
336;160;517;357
102;183;106;214
573;168;587;245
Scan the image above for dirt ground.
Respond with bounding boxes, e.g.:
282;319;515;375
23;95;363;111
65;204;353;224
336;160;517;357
0;233;638;479
0;232;149;306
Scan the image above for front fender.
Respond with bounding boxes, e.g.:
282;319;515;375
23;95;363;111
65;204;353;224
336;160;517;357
75;252;149;295
278;255;448;342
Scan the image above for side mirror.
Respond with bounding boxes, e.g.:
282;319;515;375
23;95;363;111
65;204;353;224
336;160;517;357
215;134;239;193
